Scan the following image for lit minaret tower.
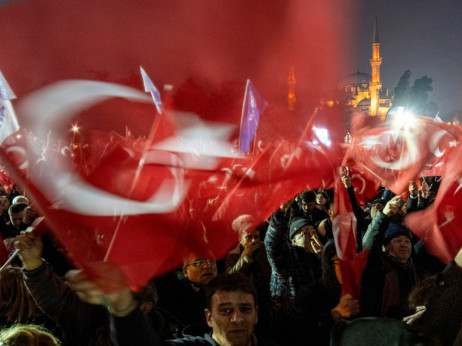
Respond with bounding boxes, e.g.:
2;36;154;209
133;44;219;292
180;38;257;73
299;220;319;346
369;17;382;116
288;65;296;111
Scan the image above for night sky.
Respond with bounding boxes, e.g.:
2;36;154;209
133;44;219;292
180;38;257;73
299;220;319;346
354;0;462;118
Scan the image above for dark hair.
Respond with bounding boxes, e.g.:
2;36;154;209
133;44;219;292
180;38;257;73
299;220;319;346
0;267;42;323
8;202;28;215
300;190;316;203
135;278;159;308
205;273;257;309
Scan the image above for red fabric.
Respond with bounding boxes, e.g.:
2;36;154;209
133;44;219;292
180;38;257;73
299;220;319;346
332;176;370;299
0;0;365;290
339;250;369;299
343;116;460;195
332;178;357;261
0;100;348;291
421;123;462;177
406;143;462;263
0;169;14;193
348;167;381;206
0;233;8;266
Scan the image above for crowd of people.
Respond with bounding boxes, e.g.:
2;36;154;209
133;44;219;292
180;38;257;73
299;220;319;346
1;173;462;346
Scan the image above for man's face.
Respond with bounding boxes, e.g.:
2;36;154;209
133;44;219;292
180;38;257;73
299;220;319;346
292;225;317;249
385;235;412;263
10;211;23;228
0;197;9;212
240;230;260;247
316;194;327;206
370;203;384;219
205;289;258;346
301;200;316;213
183;258;217;286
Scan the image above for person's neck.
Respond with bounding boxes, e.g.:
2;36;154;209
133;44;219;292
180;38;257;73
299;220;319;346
211;332;254;346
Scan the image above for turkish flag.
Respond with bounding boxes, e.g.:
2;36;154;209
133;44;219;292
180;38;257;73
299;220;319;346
421;123;462;177
406;143;462;263
0;0;357;290
331;175;369;299
348;167;381;207
343;116;461;195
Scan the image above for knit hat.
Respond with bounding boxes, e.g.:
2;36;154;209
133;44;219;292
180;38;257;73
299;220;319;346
383;222;412;245
289;217;314;239
232;214;256;236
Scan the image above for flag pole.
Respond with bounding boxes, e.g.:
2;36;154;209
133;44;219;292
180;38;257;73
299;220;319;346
0;249;19;273
104;69;164;262
238;79;250;153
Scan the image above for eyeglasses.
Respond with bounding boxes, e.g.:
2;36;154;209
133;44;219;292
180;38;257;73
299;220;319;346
184;259;215;268
245;234;260;241
295;227;313;238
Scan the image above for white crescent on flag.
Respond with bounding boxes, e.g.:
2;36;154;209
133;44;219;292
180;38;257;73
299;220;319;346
18;80;190;216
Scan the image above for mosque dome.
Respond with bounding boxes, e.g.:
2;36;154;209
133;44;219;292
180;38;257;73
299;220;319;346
357;98;371;107
338;71;372;87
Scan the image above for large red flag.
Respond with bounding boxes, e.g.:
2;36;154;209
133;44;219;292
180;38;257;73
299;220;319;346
331;173;370;299
406;142;462;263
421;123;462;177
0;0;357;290
344;115;461;195
347;166;381;207
332;177;357;262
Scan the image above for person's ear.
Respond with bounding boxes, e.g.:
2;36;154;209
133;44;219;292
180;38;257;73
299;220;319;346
205;309;213;328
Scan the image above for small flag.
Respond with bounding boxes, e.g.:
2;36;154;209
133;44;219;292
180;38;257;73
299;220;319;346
0;70;20;144
140;66;163;114
239;79;267;153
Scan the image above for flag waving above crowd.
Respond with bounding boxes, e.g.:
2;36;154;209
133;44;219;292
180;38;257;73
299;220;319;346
1;72;461;294
0;0;462;299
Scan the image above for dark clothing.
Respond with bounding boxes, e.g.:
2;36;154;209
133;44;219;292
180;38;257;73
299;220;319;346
225;244;272;334
22;262;113;346
295;280;337;346
0;222;19;239
265;211;322;345
111;307;278;346
361;212;422;319
295;241;342;346
265;212;322;312
346;185;371;251
155;271;207;327
315;217;333;244
406;194;430;214
290;206;328;226
411;260;462;345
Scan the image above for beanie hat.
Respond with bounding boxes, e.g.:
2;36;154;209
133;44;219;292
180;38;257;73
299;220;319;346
232;215;256;236
383;222;412;245
289;217;314;239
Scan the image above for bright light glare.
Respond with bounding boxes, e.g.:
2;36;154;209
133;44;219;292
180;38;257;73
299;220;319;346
391;109;417;128
313;127;331;146
71;124;79;133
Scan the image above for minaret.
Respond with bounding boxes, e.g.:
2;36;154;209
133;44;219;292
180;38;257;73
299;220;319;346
288;65;296;111
369;17;382;116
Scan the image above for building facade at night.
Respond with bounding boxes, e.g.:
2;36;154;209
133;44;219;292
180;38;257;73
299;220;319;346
338;18;393;118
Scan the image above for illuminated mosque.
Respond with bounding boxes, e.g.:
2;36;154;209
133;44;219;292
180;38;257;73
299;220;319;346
288;18;393;118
